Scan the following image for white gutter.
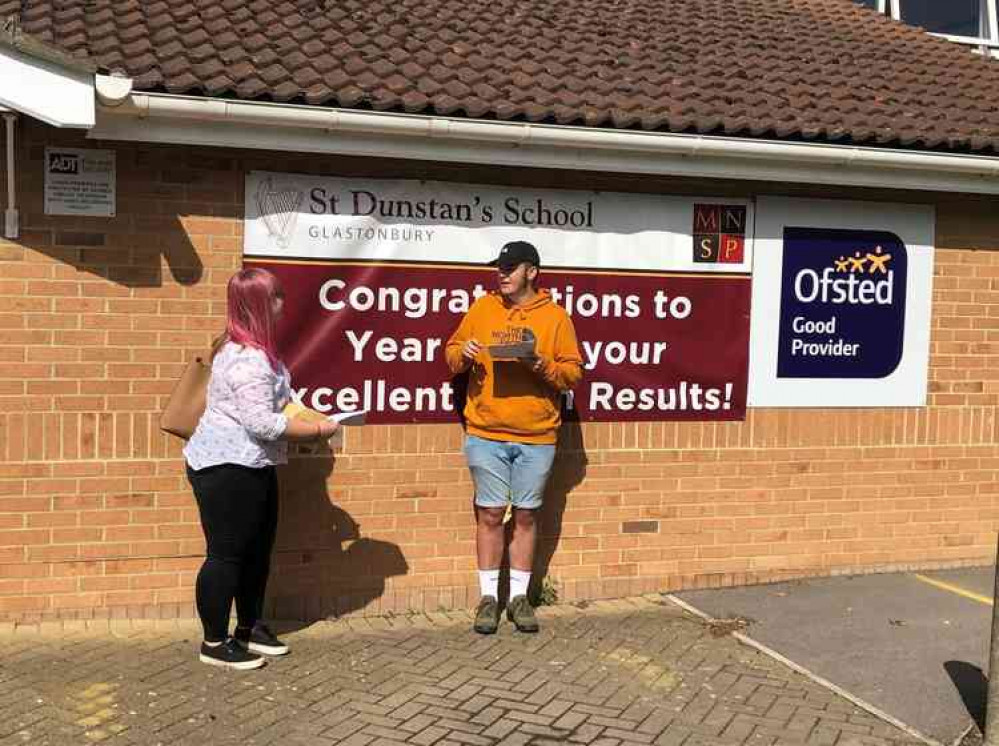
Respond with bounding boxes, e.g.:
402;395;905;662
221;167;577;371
91;92;999;195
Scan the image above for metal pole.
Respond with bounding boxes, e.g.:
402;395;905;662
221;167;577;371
984;532;999;744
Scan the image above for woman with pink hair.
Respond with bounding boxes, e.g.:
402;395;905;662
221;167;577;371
184;268;338;670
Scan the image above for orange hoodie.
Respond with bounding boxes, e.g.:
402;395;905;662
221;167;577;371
445;290;583;445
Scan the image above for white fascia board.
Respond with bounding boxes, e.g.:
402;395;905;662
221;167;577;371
0;46;94;128
90;93;999;195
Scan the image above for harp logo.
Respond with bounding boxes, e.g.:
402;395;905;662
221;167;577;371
256;177;303;248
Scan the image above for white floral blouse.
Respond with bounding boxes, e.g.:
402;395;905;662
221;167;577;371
183;342;291;471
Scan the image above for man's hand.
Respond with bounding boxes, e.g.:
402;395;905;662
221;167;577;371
521;354;546;375
462;339;483;362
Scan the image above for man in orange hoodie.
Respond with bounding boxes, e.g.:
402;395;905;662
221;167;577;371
445;241;583;634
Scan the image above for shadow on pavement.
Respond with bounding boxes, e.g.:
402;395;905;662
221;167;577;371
945;660;986;733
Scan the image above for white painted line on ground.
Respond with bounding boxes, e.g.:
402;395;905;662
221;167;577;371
950;723;975;746
664;593;943;746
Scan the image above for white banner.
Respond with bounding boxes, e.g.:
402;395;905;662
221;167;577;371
244;171;754;274
242;172;757;423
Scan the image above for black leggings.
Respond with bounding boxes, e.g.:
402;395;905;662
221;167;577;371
186;464;278;642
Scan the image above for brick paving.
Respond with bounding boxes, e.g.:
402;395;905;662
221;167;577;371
0;596;923;746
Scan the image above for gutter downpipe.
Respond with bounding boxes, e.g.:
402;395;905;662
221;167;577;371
108;93;999;186
2;111;16;239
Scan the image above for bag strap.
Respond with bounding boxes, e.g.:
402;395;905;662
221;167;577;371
196;334;227;365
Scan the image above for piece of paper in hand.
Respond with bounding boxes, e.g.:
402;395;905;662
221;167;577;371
329;409;368;426
488;328;536;360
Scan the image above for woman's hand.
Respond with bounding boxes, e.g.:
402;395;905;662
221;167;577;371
315;419;339;441
283;414;340;442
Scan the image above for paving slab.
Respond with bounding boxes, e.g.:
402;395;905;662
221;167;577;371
678;569;995;745
0;597;922;746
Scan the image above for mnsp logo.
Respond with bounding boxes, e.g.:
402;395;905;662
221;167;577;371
692;204;746;264
47;152;80;175
777;227;907;379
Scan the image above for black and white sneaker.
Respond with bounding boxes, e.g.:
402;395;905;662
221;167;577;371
234;623;290;656
199;639;265;670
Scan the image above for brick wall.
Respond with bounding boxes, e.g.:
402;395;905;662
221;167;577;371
0;119;997;622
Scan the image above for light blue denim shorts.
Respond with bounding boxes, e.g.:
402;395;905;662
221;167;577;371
464;435;557;511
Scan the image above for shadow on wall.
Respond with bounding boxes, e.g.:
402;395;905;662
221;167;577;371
266;450;408;627
944;660;986;733
27;222;204;287
23;136;220;288
530;405;588;605
24;204;206;288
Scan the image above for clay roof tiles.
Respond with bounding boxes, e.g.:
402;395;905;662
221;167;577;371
2;0;999;153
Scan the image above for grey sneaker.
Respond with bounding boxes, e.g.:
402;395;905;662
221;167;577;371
473;595;499;634
506;595;539;633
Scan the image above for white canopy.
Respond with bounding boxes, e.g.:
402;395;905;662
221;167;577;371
0;32;95;128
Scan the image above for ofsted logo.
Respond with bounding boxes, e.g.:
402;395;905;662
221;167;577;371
777;227;907;379
793;262;894;306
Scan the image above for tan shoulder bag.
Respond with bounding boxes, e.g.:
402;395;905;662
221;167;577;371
160;336;225;440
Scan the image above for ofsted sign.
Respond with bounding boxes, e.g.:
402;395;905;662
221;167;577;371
777;227;907;379
749;198;934;407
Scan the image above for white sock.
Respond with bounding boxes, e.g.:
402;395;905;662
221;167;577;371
478;569;500;599
509;569;531;599
203;640;223;647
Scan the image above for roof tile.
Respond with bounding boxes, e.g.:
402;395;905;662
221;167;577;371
204;74;235;95
236;77;268;98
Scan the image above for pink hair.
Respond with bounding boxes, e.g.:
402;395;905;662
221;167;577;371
225;268;283;371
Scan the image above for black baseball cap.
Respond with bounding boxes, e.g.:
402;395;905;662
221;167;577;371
488;241;541;270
